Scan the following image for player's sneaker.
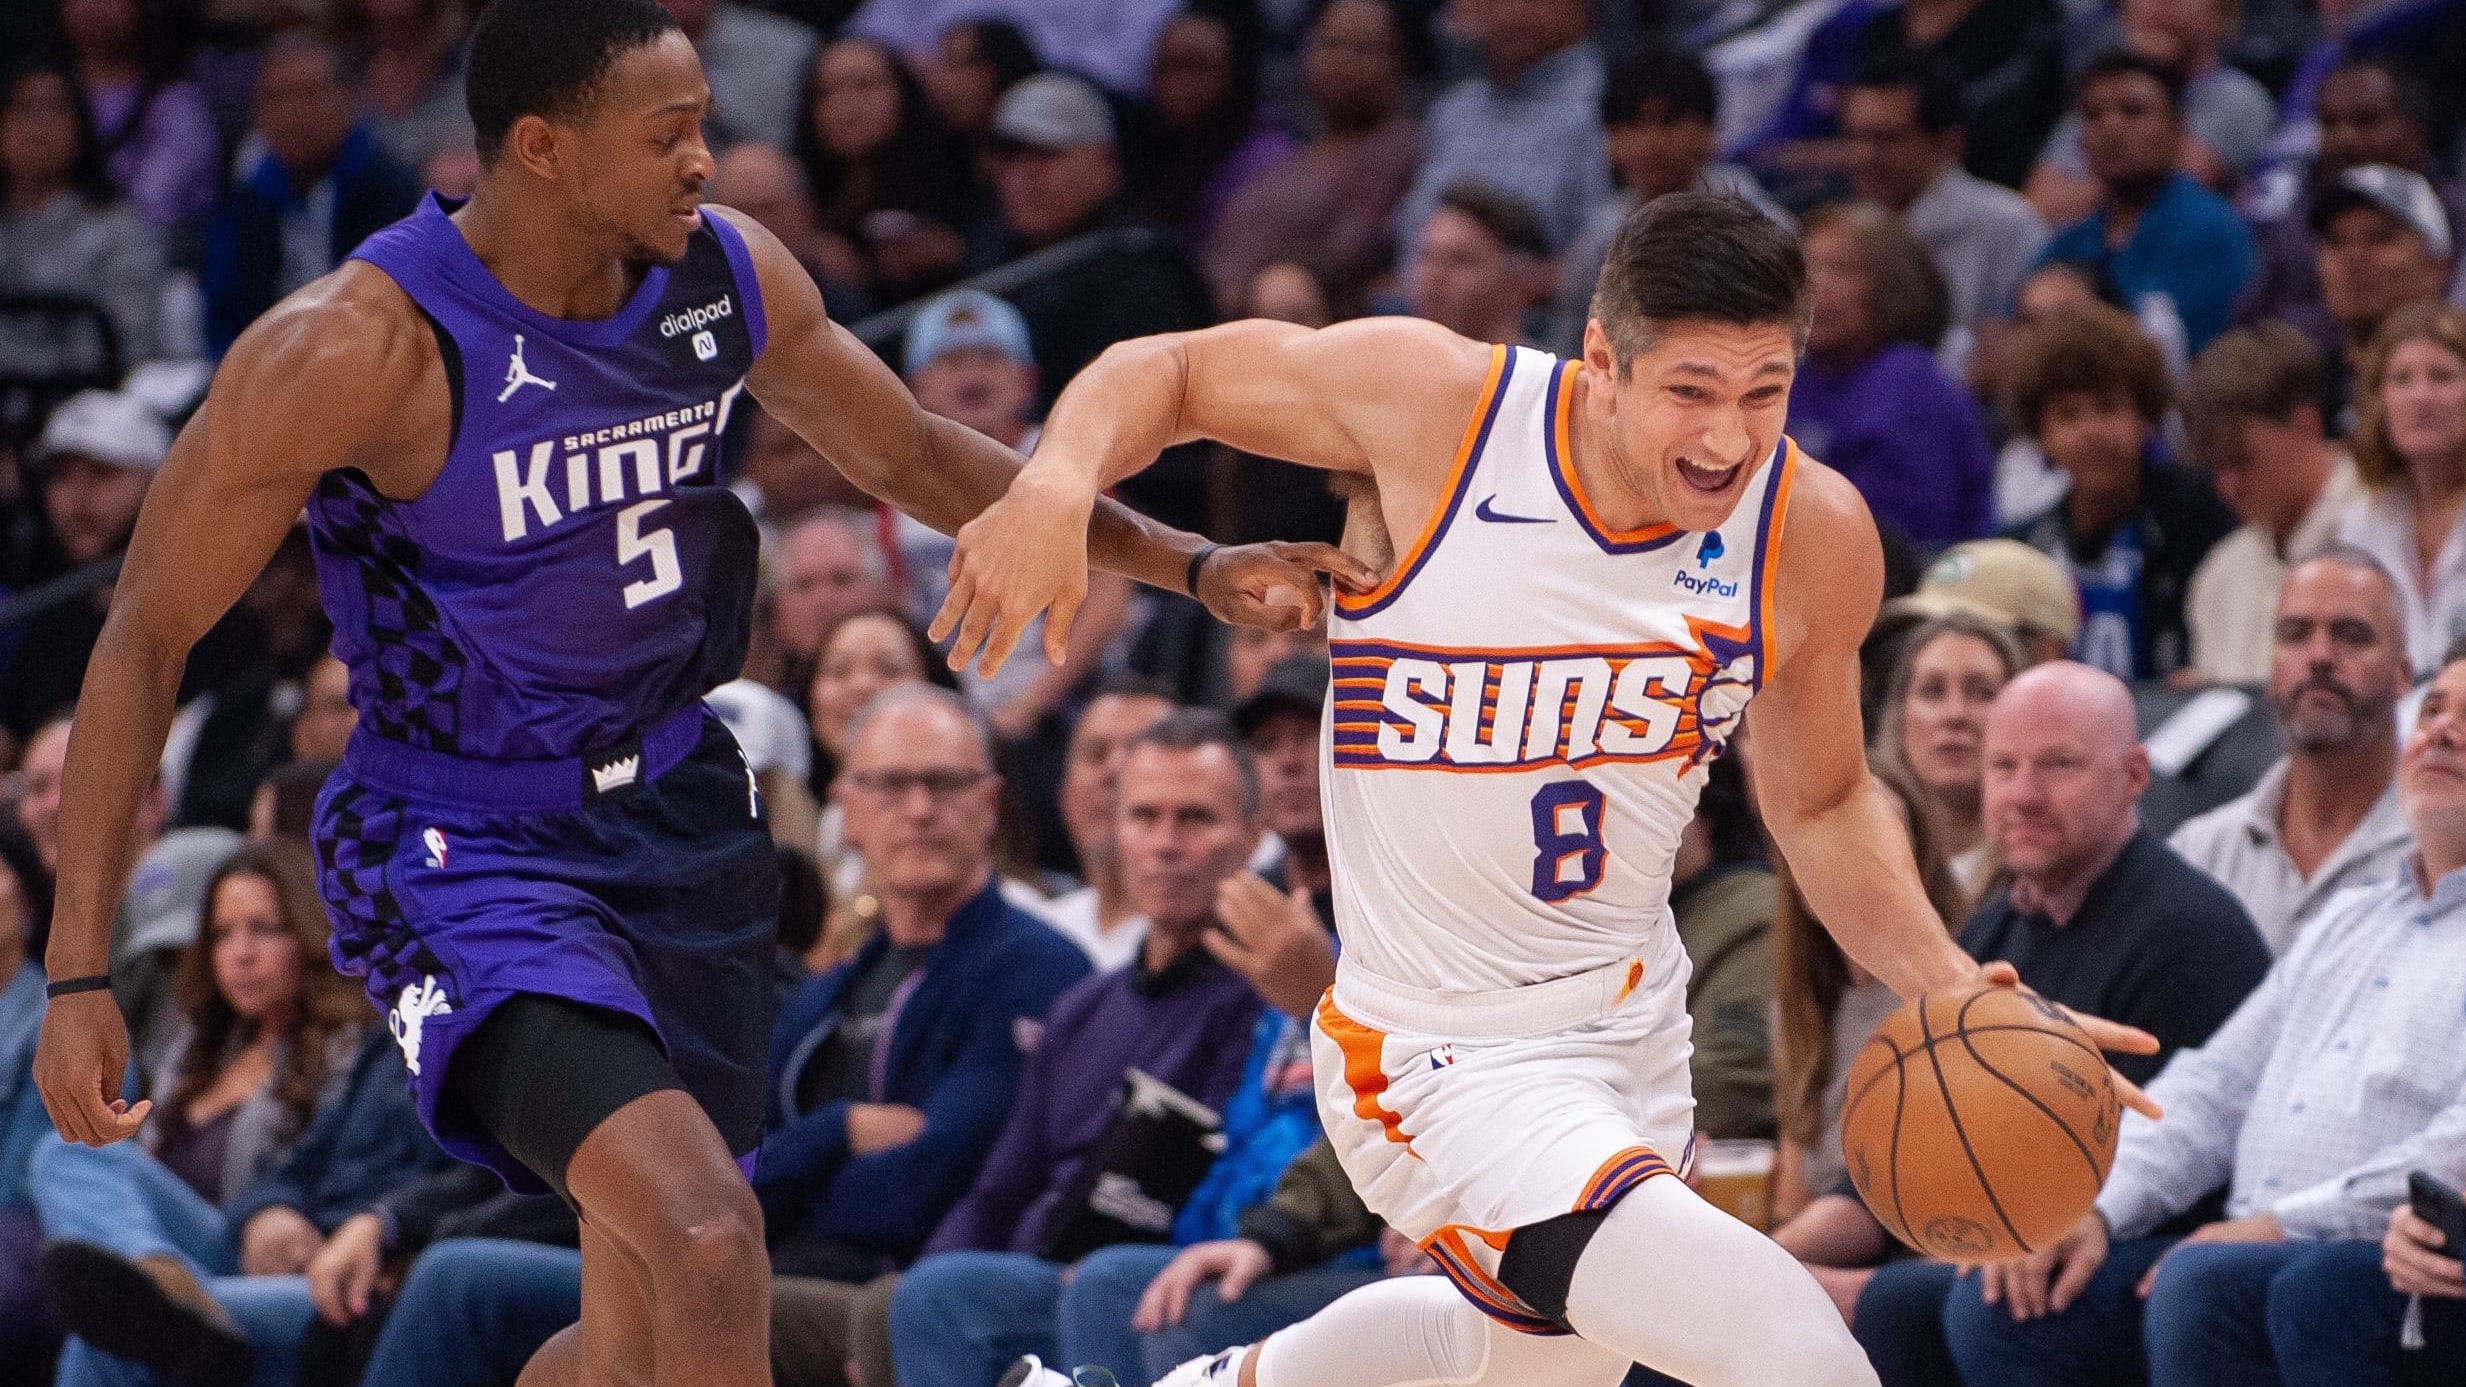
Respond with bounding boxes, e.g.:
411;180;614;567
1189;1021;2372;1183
1153;1345;1252;1387
996;1357;1120;1387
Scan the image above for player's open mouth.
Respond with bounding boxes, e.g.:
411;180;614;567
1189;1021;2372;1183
1674;455;1743;495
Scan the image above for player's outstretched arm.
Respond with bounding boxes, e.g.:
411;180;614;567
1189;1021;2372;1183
930;316;1487;673
36;277;432;1148
719;208;1377;668
1752;465;2161;1115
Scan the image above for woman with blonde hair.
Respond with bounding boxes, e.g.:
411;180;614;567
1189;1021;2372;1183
2335;301;2466;673
1870;612;2029;902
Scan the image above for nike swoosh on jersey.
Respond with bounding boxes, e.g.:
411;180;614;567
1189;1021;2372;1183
1474;496;1554;524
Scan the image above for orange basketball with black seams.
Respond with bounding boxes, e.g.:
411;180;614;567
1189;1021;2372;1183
1840;982;2120;1262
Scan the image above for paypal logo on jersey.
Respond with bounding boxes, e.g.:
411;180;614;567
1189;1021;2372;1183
658;293;734;340
1672;532;1738;598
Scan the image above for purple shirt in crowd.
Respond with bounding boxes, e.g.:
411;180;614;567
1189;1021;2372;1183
1785;341;1996;546
921;945;1262;1257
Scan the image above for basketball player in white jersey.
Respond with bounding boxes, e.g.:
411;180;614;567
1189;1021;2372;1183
934;195;2162;1387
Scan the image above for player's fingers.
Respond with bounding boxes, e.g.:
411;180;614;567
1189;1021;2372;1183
1276;541;1381;595
1976;960;2021;988
946;592;1003;673
2065;1008;2161;1056
1045;590;1084;664
929;572;975;646
1977;1265;2002;1306
974;608;1032;680
2107;1067;2163;1121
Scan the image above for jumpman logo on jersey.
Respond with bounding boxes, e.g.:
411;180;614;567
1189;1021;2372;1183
497;334;557;403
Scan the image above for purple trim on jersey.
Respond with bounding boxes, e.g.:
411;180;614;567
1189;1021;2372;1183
1543;361;1686;557
341;701;709;813
1745;440;1791;676
705;211;768;358
1339;347;1515;621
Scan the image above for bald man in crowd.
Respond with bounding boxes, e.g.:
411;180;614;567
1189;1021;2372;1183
1843;662;2273;1385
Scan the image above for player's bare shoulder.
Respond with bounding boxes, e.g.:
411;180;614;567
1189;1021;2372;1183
207;261;453;495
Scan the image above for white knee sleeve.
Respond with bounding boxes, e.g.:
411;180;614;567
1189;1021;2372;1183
1255;1277;1626;1387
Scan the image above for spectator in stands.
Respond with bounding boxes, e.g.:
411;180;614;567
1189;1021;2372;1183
974;72;1212;526
2310;165;2457;426
201;34;421;355
1667;753;1777;1141
758;686;1092;1382
886;711;1269;1386
30;841;364;1385
11;717;68;877
2237;56;2465;367
289;655;354;765
1203;0;1420;315
792;37;972;313
1045;678;1177;970
1870;611;2028;898
1788;200;1995;546
1836;56;2048;361
1881;538;2083;668
1943;649;2466;1387
1233;657;1331;902
773;509;890;691
2180;324;2367;683
1406;180;1550;347
2169;552;2413;954
1550;46;1788;353
2260;1193;2465;1381
848;0;1177;99
2034;52;2255;357
660;0;813;151
0;828;55;1383
0;61;168;367
2005;302;2239;680
1139;9;1292;249
2336;303;2466;674
56;0;218;231
1391;0;1606;259
806;607;961;964
922;18;1040;147
2022;0;2277;229
1812;662;2270;1382
350;0;476;171
893;292;1134;735
0;392;166;741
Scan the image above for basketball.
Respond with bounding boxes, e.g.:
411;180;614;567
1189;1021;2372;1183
1840;982;2120;1263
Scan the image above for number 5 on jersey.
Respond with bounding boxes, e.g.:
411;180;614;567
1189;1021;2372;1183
617;499;683;608
1530;781;1606;902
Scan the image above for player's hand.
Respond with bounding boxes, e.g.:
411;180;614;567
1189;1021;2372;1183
1981;1210;2107;1321
240;1205;324;1277
845;1103;928;1155
1208;873;1336;1019
1973;961;2163;1120
306;1212;387;1324
2386;1205;2466;1299
34;989;150;1147
931;472;1094;678
1133;1239;1273;1330
1195;541;1380;634
2136;1213;2282;1297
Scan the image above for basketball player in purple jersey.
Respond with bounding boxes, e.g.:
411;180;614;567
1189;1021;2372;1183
28;1;1367;1382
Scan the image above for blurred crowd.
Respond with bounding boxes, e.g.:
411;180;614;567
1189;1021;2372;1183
3;0;2466;1384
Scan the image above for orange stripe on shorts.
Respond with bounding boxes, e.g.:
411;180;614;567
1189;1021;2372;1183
1316;996;1414;1147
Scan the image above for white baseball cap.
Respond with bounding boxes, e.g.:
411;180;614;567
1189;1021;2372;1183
37;389;173;474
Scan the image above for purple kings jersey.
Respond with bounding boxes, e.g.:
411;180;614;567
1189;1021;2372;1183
310;194;766;761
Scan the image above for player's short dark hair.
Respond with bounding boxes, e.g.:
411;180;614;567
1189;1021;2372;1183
2006;301;2172;437
466;0;681;164
2181;321;2325;463
1844;51;1964;133
1589;192;1811;366
1435;179;1551;260
2078;49;2185;115
1601;46;1717;128
1123;709;1259;817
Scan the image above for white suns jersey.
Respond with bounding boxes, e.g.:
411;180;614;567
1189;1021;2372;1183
1326;344;1800;995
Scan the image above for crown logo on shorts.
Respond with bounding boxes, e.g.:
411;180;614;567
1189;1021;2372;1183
591;754;642;794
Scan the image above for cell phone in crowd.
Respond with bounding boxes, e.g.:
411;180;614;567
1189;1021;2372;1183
2406;1170;2466;1256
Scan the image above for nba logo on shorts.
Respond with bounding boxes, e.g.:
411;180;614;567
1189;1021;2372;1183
1427;1044;1456;1071
422;826;448;868
692;330;718;361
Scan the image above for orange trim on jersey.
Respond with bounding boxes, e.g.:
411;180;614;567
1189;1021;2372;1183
1613;959;1645;1004
1420;1226;1565;1335
1333;344;1511;617
1549;361;1680;548
1576;1145;1676;1211
1315;996;1413;1147
1755;440;1799;653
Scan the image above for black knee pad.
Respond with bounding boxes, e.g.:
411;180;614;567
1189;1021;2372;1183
1497;1208;1612;1328
447;994;683;1204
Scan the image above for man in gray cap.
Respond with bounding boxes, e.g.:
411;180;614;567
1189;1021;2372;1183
977;73;1213;529
2312;163;2458;422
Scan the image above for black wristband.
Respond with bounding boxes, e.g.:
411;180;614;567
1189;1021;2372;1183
1184;543;1223;598
45;974;112;999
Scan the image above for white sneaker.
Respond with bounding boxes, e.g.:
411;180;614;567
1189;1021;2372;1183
997;1357;1074;1387
1152;1345;1251;1387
